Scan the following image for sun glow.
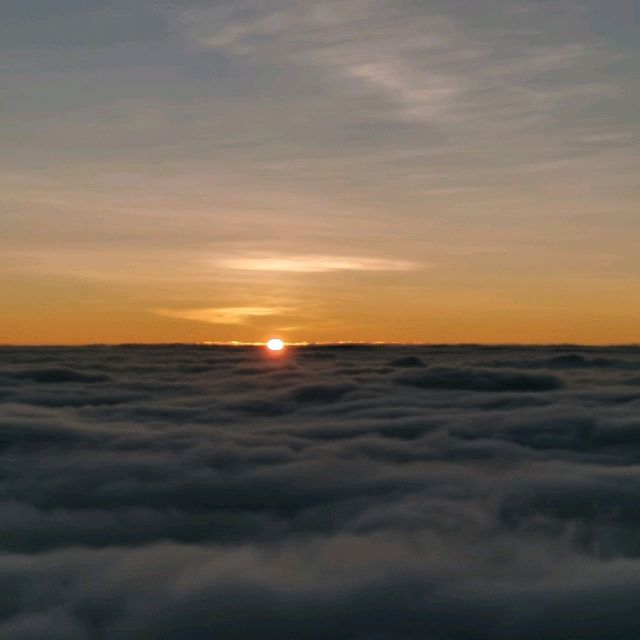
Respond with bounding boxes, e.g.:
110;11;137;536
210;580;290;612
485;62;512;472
266;338;285;352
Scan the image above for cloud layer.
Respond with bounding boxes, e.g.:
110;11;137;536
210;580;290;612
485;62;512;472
1;345;640;638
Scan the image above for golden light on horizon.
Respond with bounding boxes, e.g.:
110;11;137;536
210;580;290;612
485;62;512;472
266;338;285;352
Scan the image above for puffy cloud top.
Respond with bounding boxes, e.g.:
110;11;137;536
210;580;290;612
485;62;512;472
1;345;640;638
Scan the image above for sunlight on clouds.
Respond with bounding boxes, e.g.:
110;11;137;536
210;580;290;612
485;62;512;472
218;255;418;273
156;306;287;325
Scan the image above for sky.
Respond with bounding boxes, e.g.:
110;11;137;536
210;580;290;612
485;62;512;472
1;0;639;345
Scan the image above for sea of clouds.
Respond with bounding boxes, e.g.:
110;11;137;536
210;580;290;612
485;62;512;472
1;344;640;639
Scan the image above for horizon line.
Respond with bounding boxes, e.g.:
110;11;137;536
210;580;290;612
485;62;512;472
1;341;639;348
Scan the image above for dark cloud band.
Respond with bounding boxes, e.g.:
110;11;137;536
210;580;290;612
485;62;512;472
1;345;640;638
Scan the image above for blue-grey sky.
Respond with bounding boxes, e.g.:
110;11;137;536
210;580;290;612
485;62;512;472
2;0;639;343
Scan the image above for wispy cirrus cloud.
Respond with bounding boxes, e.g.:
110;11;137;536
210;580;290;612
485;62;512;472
155;306;288;325
180;0;466;123
217;255;418;273
179;0;615;131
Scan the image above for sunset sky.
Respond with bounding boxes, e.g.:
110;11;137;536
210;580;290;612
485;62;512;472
2;0;639;344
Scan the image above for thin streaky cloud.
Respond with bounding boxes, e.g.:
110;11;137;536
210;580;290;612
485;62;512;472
180;0;615;130
218;255;419;273
155;306;289;325
182;0;466;123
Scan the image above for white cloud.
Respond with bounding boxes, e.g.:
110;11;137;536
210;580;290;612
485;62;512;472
217;255;418;273
181;0;467;123
181;0;620;137
155;306;287;325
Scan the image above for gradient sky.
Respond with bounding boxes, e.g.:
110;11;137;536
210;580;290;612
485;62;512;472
2;0;639;344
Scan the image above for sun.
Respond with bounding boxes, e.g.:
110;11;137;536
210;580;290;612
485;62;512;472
266;338;285;352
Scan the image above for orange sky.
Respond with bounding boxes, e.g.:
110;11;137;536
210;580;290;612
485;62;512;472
2;0;639;344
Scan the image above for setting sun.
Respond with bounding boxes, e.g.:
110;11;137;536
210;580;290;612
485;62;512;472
266;338;285;352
